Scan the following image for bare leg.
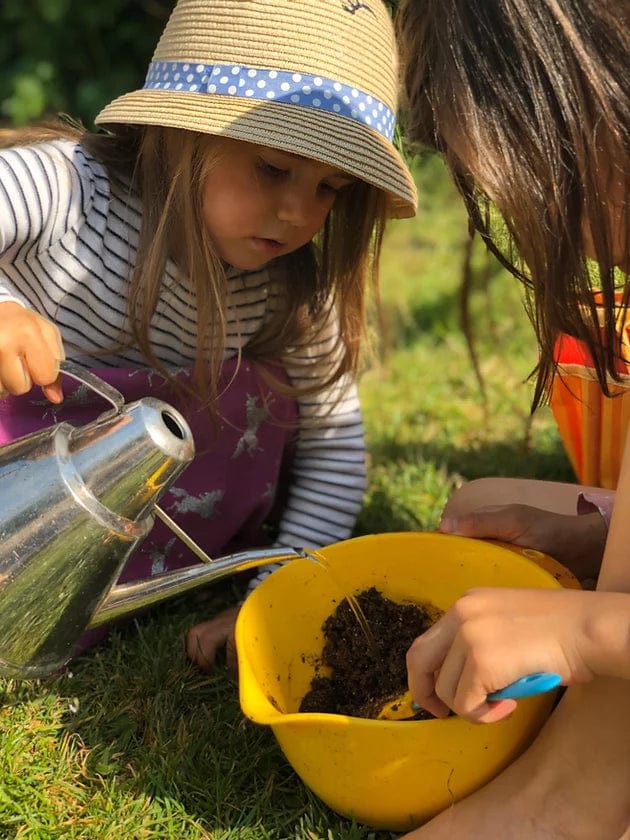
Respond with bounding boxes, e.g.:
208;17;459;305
402;471;630;839
441;477;610;581
443;477;610;518
402;678;630;839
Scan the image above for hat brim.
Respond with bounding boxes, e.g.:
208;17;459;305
95;89;417;219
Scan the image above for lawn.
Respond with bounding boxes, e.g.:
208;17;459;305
0;155;575;839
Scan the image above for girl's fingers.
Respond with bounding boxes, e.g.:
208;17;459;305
476;697;517;723
22;314;64;388
0;310;64;397
432;642;470;712
410;679;451;719
1;349;62;399
450;656;518;722
186;622;224;671
185;606;240;672
0;354;32;395
406;594;534;721
406;619;456;717
42;375;64;404
440;505;528;542
413;634;521;723
225;630;239;678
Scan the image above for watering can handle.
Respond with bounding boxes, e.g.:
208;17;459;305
59;360;125;413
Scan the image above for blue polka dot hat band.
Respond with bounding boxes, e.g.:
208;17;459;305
144;61;396;142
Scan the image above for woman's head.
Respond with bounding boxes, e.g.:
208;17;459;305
397;0;630;403
95;0;416;221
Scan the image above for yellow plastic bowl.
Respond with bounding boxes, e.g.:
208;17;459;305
236;532;578;832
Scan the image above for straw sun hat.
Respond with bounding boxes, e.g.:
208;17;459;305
95;0;417;219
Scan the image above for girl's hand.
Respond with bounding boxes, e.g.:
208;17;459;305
406;588;630;724
186;605;239;676
0;302;65;403
439;504;606;582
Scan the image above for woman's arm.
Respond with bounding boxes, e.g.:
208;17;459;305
406;586;630;723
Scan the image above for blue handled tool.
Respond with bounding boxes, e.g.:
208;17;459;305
487;671;562;701
379;671;562;720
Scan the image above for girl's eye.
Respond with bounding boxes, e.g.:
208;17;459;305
319;182;339;195
258;160;287;179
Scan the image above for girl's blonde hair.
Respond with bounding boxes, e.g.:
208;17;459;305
1;121;387;411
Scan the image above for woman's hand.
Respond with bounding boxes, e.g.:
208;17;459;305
439;503;606;582
0;301;65;402
406;588;630;724
186;605;240;676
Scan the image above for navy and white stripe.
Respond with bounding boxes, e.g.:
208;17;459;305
0;139;367;570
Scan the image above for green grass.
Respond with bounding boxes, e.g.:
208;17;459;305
0;156;575;839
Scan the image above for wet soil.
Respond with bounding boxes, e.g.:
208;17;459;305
299;587;442;720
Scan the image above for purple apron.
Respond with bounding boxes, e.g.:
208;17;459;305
0;359;297;644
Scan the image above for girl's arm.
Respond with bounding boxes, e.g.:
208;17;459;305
273;371;366;548
270;303;366;549
0;142;84;399
0;141;89;301
191;313;366;672
244;370;366;599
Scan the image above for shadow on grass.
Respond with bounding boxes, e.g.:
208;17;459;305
368;436;575;486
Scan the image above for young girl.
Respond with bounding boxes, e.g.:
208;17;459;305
396;0;629;837
0;0;416;666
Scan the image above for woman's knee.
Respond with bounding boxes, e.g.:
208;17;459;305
443;477;585;518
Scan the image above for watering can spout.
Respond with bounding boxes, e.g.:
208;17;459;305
88;545;303;629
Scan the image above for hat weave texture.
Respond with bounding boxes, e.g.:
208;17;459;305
95;0;417;218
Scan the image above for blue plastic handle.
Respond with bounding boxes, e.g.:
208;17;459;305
487;672;562;701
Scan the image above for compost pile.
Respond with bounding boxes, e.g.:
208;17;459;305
299;587;442;720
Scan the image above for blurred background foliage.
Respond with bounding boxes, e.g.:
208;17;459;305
1;0;400;127
1;0;172;126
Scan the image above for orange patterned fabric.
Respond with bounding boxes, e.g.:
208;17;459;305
551;304;630;490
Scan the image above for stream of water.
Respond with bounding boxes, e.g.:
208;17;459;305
297;546;379;659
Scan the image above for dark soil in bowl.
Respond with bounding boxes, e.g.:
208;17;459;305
299;587;443;720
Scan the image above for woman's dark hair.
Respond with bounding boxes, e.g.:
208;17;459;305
397;0;630;406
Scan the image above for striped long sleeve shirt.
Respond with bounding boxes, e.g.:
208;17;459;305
0;138;367;554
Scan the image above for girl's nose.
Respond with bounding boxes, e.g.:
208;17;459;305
276;186;313;226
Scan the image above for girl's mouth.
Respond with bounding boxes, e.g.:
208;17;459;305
251;237;284;254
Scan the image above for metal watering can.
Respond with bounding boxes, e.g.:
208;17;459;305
0;362;301;679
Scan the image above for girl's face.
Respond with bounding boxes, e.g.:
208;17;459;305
202;138;356;270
